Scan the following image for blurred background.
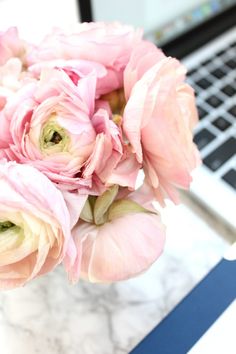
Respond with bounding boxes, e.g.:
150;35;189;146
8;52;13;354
0;0;79;41
0;0;233;46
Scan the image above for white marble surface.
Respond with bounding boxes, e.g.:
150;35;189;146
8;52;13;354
0;196;234;354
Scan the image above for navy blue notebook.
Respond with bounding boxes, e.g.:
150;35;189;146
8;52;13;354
130;259;236;354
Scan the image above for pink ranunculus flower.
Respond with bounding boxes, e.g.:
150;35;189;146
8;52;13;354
0;27;26;65
0;65;138;192
0;161;71;289
0;58;23;111
123;42;200;204
0;27;35;111
27;22;142;68
65;187;166;283
27;22;143;96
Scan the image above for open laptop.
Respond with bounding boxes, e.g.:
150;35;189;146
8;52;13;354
78;0;236;231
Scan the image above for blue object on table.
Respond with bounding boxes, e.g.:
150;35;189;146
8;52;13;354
130;259;236;354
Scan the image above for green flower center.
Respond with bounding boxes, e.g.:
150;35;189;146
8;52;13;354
0;220;25;254
49;131;62;144
0;221;15;232
40;119;70;154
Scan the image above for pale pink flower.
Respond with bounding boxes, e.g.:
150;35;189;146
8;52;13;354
0;27;25;65
123;42;200;204
0;23;201;289
65;188;166;283
27;22;142;67
0;161;71;289
27;22;143;95
27;57;114;96
124;41;165;98
0;66;97;187
0;66;138;192
0;58;23;110
0;28;35;110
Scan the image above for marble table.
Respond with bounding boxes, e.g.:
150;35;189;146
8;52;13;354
0;195;234;354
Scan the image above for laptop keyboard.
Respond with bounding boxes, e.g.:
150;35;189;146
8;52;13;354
187;39;236;190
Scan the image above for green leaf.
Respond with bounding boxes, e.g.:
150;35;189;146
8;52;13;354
88;196;96;211
94;185;119;225
108;199;156;221
80;199;94;223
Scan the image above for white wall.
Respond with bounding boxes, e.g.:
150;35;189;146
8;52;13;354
0;0;80;42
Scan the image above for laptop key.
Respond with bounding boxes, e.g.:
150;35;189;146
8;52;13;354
188;67;199;76
228;105;236;118
212;117;231;131
203;137;236;171
206;95;223;108
225;58;236;69
215;48;226;57
210;68;225;79
222;169;236;190
202;58;212;66
194;129;216;150
230;41;236;48
221;84;236;97
197;106;208;120
196;77;212;89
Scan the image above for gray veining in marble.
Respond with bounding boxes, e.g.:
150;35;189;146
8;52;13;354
0;200;233;354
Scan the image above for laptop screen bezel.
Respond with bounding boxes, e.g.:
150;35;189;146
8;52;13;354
161;3;236;58
77;0;236;58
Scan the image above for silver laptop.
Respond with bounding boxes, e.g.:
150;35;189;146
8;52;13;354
183;26;236;232
78;0;236;231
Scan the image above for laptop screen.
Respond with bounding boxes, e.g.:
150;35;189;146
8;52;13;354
146;0;236;45
91;0;236;45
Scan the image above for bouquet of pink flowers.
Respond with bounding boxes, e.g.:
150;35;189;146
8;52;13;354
0;23;200;289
